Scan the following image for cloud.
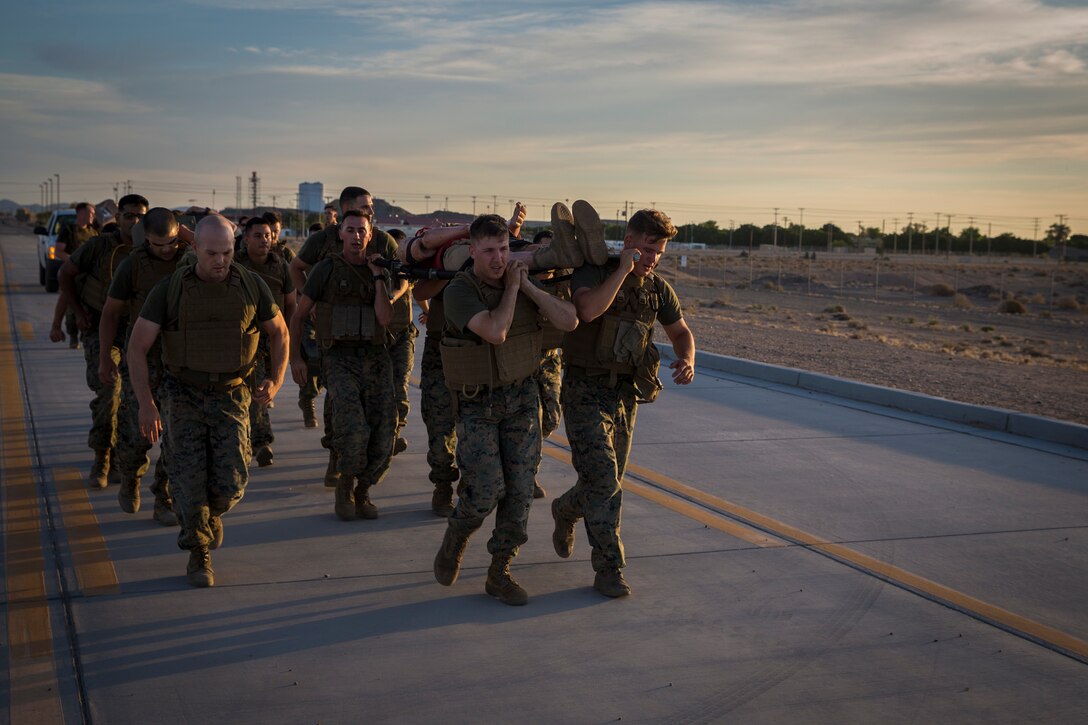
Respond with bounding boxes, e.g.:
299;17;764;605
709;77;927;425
0;72;151;124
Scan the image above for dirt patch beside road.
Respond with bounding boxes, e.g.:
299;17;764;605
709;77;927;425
664;253;1088;426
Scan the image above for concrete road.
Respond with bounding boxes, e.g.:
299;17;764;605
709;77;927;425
2;222;1086;724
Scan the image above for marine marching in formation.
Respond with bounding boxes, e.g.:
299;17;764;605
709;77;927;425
50;187;696;604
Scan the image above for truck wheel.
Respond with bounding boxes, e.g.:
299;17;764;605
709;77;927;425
39;263;46;285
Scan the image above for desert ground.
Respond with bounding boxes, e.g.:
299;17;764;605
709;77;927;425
657;249;1088;427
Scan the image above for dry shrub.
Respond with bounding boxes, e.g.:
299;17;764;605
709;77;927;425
1030;293;1046;304
1056;296;1080;311
763;281;783;291
823;304;845;313
998;299;1027;314
930;283;955;297
953;293;972;310
847;320;867;330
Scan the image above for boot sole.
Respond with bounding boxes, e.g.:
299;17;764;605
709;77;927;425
549;203;582;268
485;581;528;606
572;200;609;266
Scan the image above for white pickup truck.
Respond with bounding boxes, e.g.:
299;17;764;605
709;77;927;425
34;208;76;292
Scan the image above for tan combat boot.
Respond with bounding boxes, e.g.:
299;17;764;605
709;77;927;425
434;526;471;586
571;200;610;266
299;398;318;428
324;450;340;487
531;203;583;270
431;481;454;518
153;500;177;527
209;515;223;549
354;484;379;520
117;477;140;513
551;499;576;558
186;547;214;588
393;436;407;456
89;449;110;489
334;477;356;521
255;445;274;467
485;555;528;606
533;482;546;499
594;568;632;598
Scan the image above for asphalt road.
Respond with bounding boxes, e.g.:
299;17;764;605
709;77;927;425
2;222;1086;724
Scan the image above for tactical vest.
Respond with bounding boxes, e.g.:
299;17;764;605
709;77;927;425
160;264;261;381
440;270;543;390
425;291;446;339
538;272;572;351
80;232;132;312
563;263;665;402
313;255;384;347
126;246;183;322
237;249;288;311
390;284;413;332
310;224;341;263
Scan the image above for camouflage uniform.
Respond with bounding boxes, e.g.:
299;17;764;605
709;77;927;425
419;294;458;486
69;231;130;453
536;349;563;440
302;236;400;511
58;224;98;343
447;376;539;555
388;287;417;441
108;245;187;515
440;269;544;557
236;247;294;450
555;261;683;573
139;263;279;552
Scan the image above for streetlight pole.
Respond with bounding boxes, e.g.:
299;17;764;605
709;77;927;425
55;173;60;210
47;178;53;211
907;212;914;255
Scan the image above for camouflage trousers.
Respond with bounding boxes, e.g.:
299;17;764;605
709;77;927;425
325;346;395;487
82;330;121;452
389;324;417;437
447;376;540;558
249;340;273;448
419;335;458;484
299;323;333;444
161;375;251;552
536;348;563;440
556;375;639;572
116;353;171;506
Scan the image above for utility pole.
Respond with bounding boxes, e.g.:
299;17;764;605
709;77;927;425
907;212;914;255
798;207;805;251
425;195;430;213
933;212;941;256
236;176;242;208
772;207;779;249
946;213;953;257
1032;217;1039;258
969;216;975;256
472;195;477;215
492;195;497;214
249;171;259;209
729;219;734;249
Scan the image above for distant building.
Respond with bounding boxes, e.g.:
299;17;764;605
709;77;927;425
298;182;323;213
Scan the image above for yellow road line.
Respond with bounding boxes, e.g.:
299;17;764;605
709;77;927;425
54;467;120;596
548;434;1088;661
0;246;65;721
542;446;783;548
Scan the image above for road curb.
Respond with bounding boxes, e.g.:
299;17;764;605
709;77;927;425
657;343;1088;450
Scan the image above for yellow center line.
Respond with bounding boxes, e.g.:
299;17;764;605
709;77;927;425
0;245;64;721
548;433;1088;662
54;467;120;596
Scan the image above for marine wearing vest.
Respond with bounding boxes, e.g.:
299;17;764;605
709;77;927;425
562;260;664;403
125;244;184;323
313;254;386;348
80;231;133;315
161;263;261;386
236;247;288;311
440;269;543;391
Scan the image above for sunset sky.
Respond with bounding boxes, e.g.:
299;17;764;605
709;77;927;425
2;0;1086;236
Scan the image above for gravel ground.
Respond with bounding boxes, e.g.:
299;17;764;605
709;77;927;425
671;271;1088;426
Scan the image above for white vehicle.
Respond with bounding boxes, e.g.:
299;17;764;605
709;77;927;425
34;208;76;293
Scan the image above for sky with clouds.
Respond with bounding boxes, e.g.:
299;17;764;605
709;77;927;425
1;0;1086;235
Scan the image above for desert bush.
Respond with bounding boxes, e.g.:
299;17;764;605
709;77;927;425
847;320;867;330
930;283;955;297
981;325;995;332
1030;293;1046;304
763;281;783;291
1056;296;1080;311
953;293;972;310
824;304;845;313
960;323;972;332
998;299;1027;314
927;317;939;326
